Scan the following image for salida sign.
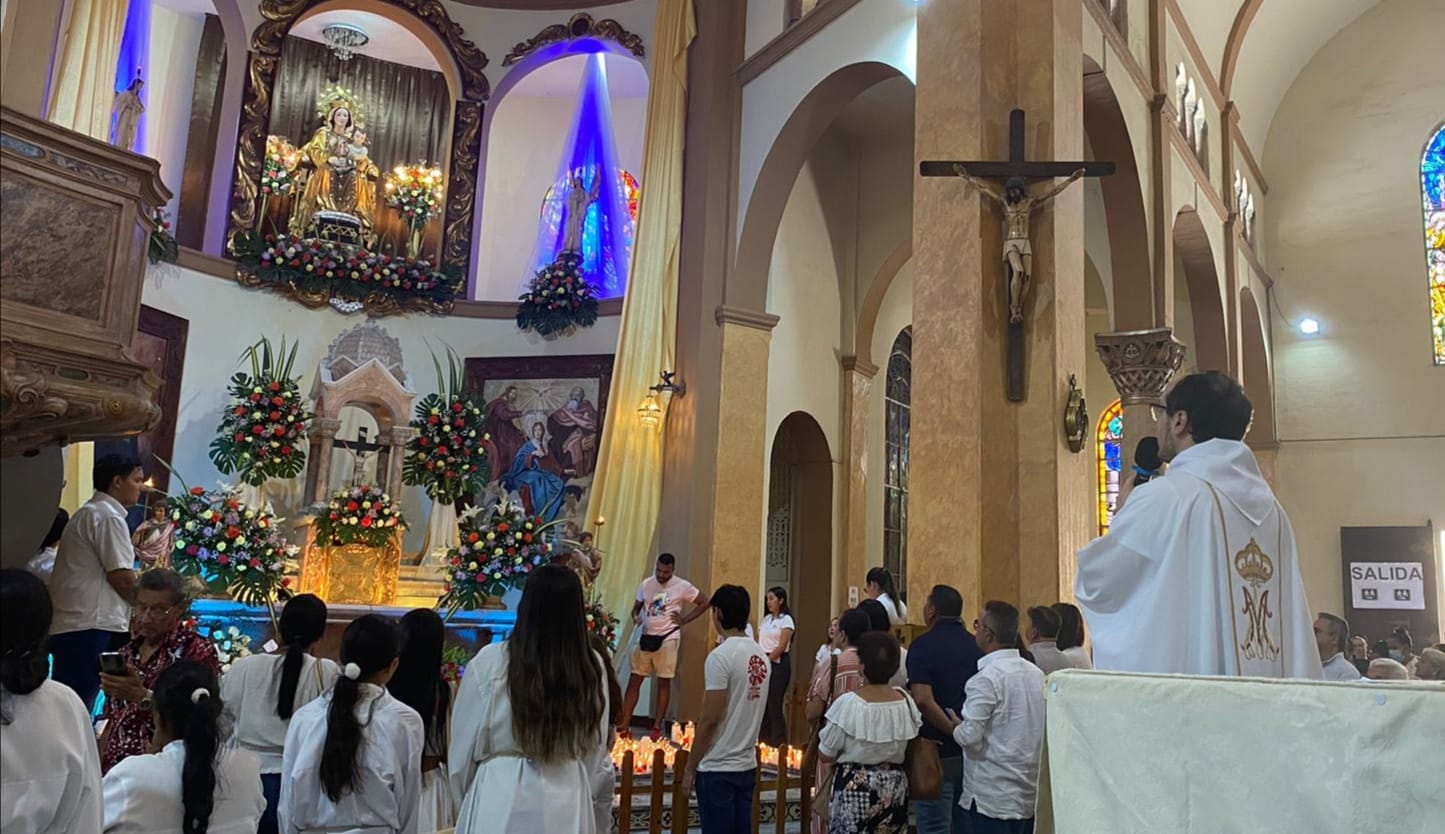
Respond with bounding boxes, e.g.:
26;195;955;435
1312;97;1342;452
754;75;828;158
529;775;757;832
1349;562;1426;611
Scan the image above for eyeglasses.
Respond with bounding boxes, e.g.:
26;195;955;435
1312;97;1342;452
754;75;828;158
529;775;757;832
1150;402;1171;421
132;603;180;620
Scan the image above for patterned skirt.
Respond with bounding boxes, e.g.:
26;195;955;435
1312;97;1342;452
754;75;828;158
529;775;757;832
828;762;909;834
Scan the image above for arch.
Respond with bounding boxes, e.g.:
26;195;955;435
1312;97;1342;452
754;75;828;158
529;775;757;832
1172;207;1229;372
1239;287;1275;445
1096;399;1123;536
732;62;911;312
226;0;488;272
1220;0;1265;98
854;239;912;368
472;41;649;299
1083;55;1153;330
769;411;833;684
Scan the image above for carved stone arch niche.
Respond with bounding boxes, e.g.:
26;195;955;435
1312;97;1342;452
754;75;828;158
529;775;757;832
303;321;416;506
227;0;491;274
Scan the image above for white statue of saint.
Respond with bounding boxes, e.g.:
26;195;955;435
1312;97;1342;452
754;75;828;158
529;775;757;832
561;172;601;254
111;77;145;151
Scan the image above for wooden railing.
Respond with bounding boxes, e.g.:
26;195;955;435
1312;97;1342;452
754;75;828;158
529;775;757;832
613;745;814;834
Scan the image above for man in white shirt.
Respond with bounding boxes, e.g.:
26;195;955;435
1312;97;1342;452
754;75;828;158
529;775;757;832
1023;605;1080;677
620;553;711;736
1315;612;1361;681
948;601;1045;834
49;454;146;711
1075;372;1322;679
681;584;770;834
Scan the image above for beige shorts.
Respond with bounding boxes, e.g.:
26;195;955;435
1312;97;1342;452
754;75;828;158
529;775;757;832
631;638;680;679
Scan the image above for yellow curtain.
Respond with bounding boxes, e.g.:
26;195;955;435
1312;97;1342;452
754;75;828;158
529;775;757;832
46;0;128;142
589;0;696;623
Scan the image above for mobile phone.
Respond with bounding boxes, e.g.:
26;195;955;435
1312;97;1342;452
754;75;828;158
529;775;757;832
99;652;127;675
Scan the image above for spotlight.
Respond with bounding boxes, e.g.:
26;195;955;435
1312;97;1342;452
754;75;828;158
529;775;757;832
1298;317;1321;336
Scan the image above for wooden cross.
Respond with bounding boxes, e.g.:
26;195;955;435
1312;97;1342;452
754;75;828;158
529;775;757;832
921;109;1115;402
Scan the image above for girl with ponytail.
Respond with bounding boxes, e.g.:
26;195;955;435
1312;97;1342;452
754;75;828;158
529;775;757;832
220;594;337;834
101;661;264;833
279;614;424;834
1;568;103;833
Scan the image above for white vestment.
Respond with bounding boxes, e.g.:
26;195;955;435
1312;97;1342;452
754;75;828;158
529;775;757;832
448;643;612;834
102;741;265;833
1075;439;1322;679
0;679;103;834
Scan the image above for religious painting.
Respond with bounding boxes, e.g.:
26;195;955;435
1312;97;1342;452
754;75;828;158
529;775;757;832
463;355;613;540
95;306;189;502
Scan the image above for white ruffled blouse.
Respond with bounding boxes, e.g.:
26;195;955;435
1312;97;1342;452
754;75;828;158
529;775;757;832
817;689;922;765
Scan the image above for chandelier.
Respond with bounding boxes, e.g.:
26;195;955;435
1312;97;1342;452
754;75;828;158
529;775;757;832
321;23;369;61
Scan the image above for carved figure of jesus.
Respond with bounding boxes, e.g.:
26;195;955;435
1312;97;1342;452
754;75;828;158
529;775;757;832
952;165;1086;323
111;78;145;151
561;172;601;254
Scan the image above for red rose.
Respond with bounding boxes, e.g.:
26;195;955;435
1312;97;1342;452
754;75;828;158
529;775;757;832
281;578;292;588
329;512;339;521
268;382;281;392
186;544;199;555
467;532;480;543
507;547;516;556
226;526;240;539
361;517;373;528
445;470;455;478
249;558;260;568
269;410;282;421
281;446;293;455
523;533;533;544
418;437;429;447
252;425;265;435
273;426;287;437
234;433;244;442
234;406;247;416
218;555;230;565
250;393;262;403
346;501;359;512
272;396;284;406
451;402;463;413
497;523;509;533
190;486;206;496
428;415;440;425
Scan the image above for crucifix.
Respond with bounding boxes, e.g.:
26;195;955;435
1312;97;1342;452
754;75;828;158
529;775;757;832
921;109;1115;402
336;425;386;489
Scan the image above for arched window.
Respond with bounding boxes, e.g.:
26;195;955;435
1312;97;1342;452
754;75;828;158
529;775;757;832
1421;123;1445;365
883;327;912;595
1097;399;1123;535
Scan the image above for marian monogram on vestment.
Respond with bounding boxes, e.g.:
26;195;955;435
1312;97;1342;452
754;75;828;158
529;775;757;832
1234;538;1281;661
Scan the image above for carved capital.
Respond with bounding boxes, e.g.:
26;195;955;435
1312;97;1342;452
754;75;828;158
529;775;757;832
1094;328;1186;405
502;14;645;67
311;417;342;437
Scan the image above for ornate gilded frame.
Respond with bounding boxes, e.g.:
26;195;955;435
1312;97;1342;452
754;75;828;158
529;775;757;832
501;13;646;66
227;0;491;281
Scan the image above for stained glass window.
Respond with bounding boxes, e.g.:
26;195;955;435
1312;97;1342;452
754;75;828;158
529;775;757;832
883;327;911;597
1421;123;1445;365
1097;399;1123;536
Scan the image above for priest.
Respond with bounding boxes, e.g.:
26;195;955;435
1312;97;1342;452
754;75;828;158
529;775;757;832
1074;372;1322;679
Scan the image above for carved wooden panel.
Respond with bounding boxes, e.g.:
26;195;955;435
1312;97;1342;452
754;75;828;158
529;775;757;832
0;177;117;320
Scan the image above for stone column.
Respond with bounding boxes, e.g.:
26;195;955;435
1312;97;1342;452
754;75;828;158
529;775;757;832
306;417;341;506
839;356;877;612
910;0;1092;618
380;425;416;500
1094;328;1186;476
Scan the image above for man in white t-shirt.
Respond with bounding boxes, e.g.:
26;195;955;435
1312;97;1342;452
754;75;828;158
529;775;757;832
681;584;770;834
49;454;146;712
620;553;711;736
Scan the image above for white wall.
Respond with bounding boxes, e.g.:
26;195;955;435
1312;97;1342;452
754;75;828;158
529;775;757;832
865;261;911;574
1264;0;1445;625
146;5;204;218
474;81;646;301
139;266;619;554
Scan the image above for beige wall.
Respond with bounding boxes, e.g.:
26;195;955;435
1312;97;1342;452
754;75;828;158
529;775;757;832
139;265;620;555
1264;0;1445;627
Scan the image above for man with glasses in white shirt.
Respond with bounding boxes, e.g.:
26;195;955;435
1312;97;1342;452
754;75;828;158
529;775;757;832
946;601;1045;834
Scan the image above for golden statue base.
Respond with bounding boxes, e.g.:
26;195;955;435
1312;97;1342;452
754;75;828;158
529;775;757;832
298;529;401;606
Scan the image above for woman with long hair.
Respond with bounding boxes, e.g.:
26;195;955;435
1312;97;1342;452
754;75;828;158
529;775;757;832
804;608;871;834
450;564;611;832
220;594;336;834
857;599;908;687
1;568;102;833
102;661;265;833
865;567;908;625
757;586;796;746
279;615;423;834
388;609;455;832
1051;602;1094;669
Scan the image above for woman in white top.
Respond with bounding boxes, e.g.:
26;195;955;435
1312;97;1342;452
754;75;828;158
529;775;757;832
450;564;612;833
1;569;103;834
279;615;424;834
857;599;909;688
387;609;455;834
865;567;908;625
1052;602;1094;669
757;586;796;746
220;594;337;834
817;632;922;833
102;661;266;833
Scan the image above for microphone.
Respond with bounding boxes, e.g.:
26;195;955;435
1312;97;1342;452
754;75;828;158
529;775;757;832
1133;437;1163;485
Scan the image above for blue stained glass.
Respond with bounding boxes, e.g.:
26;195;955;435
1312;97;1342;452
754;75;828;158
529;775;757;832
1424;126;1445;210
1104;440;1122;473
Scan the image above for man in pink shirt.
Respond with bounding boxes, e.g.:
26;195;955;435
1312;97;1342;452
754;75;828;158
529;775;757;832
620;553;711;736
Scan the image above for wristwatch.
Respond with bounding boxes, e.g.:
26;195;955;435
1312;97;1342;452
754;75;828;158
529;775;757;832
138;689;154;711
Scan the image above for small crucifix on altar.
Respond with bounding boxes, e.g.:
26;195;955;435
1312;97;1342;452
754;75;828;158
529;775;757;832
921;109;1114;402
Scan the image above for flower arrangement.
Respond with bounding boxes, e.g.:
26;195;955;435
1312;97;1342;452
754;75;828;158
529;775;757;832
516;251;599;337
441;644;471;683
149;208;179;265
208;338;311;487
436;501;557;615
169;484;296;608
312;484;406;548
384;162;445;258
403;349;489;505
231;231;464;313
585;593;621;651
201;623;253;675
262;135;300;196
